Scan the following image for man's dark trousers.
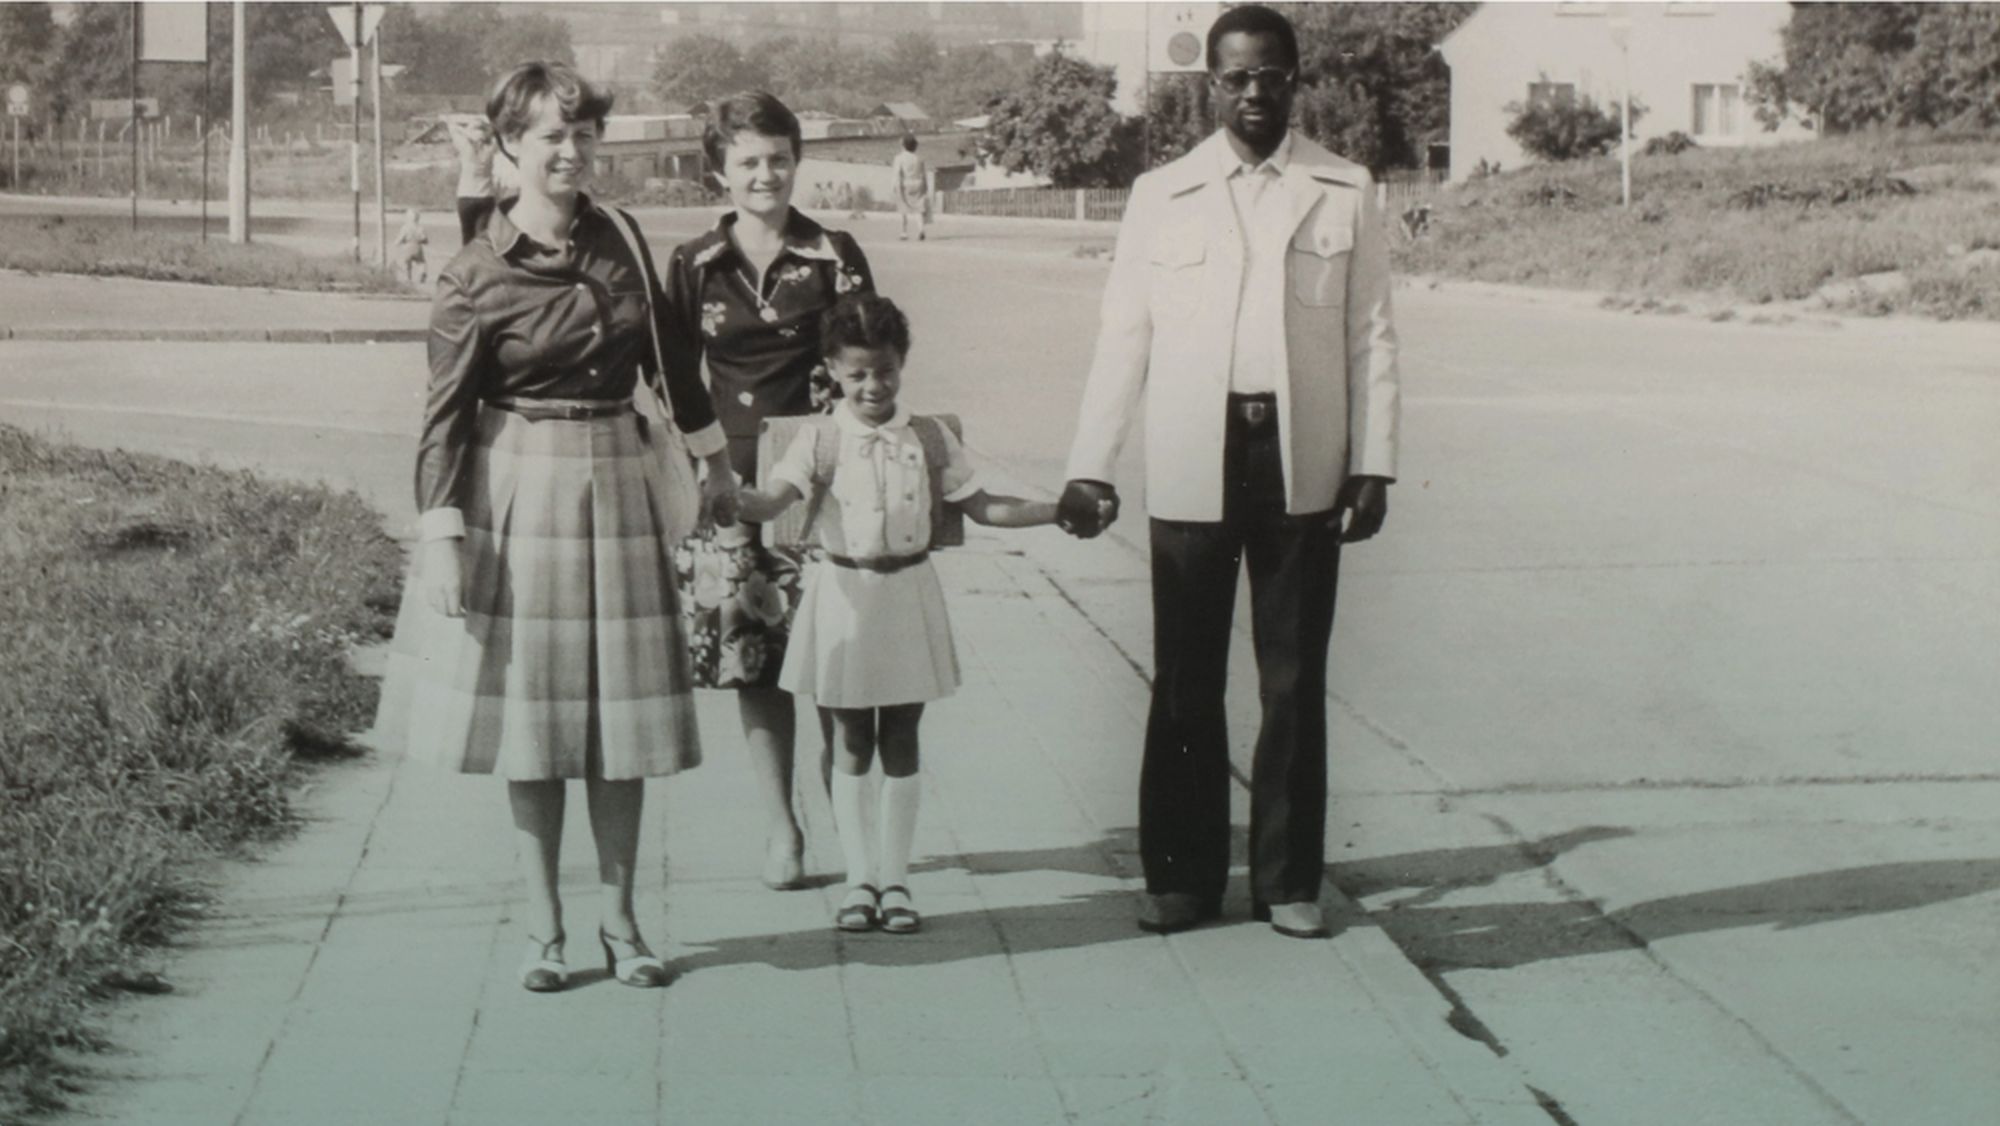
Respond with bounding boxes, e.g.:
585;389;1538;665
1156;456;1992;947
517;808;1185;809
1141;394;1341;910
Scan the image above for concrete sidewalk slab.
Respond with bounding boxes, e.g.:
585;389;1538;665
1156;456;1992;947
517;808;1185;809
57;538;1548;1126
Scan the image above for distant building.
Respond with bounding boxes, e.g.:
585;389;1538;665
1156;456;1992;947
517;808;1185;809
870;103;933;133
1440;1;1814;179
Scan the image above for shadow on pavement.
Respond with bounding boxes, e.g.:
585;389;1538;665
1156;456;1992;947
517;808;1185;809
1348;851;2000;974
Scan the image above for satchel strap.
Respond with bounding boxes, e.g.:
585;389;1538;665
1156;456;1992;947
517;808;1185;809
606;206;674;423
909;415;952;551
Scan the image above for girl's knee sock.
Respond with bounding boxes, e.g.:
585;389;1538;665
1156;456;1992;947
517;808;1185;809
830;770;878;887
878;774;922;890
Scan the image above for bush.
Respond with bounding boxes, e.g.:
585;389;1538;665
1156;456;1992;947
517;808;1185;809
1504;92;1644;162
1643;131;1699;157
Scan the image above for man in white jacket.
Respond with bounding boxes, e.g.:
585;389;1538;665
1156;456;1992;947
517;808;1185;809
1056;4;1400;940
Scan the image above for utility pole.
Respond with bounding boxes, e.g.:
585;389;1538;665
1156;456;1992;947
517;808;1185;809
372;22;386;267
229;0;249;242
348;2;361;261
1609;10;1633;209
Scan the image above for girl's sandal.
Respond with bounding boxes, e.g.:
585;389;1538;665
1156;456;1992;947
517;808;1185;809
878;885;921;935
835;884;880;932
519;933;567;993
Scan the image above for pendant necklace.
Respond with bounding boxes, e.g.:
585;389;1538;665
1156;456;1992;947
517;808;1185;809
736;262;782;323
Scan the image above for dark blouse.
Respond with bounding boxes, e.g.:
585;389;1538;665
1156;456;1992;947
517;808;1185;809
416;195;724;534
659;209;874;477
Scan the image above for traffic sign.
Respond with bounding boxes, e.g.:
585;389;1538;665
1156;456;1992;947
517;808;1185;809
5;85;28;117
327;4;385;50
1149;3;1219;74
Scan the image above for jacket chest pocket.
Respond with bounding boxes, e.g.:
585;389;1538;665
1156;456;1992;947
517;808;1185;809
1289;222;1353;307
1147;228;1208;314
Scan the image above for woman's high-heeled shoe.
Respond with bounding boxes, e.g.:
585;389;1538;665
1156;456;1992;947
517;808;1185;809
519;933;567;993
762;829;806;891
599;928;671;988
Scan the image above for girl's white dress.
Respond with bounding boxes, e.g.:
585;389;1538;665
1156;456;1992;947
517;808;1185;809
771;403;980;708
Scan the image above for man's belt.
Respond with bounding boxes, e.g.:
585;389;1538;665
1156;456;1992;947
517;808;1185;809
824;550;931;574
487;397;632;422
1228;392;1277;429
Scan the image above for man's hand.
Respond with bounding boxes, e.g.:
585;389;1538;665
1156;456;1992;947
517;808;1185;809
1057;479;1120;539
1332;476;1390;544
422;538;466;617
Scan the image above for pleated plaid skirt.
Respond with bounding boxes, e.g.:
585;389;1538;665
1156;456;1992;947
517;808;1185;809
376;403;702;780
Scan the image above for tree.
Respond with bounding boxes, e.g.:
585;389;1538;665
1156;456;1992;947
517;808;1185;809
1503;89;1643;162
1739;2;2000;132
1140;72;1210;170
981;49;1137;188
765;33;839;96
0;2;58;90
653;33;767;108
1280;2;1475;171
919;44;1034;122
877;30;941;93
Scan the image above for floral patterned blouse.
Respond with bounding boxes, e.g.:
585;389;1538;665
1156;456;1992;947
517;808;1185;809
659;208;875;479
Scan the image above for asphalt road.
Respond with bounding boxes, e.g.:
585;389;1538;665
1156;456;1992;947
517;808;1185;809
5;202;1999;1123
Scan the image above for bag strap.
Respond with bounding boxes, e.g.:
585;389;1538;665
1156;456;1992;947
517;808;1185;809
795;416;838;541
910;415;951;550
607;206;674;422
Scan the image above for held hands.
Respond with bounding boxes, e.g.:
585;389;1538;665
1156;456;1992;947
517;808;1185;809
700;454;740;527
1057;479;1120;539
422;538;466;618
1331;476;1390;544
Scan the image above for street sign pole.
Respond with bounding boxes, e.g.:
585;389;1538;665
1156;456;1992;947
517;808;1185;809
229;0;249;243
372;25;385;268
349;2;361;262
1608;12;1633;209
131;8;140;232
11;116;18;189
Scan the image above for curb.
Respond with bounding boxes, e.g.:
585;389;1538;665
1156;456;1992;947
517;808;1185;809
0;326;426;343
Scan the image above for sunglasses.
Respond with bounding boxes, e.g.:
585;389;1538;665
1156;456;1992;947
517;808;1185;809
1213;66;1296;94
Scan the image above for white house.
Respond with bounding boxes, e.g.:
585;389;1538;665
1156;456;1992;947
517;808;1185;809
1439;2;1814;178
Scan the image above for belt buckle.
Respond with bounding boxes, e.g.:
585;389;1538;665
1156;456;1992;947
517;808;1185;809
1241;400;1270;427
560;403;591;421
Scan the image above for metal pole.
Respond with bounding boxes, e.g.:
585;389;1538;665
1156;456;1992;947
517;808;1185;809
201;24;211;242
10;118;17;188
372;23;386;268
349;1;361;262
130;1;140;232
229;0;248;242
1620;39;1632;208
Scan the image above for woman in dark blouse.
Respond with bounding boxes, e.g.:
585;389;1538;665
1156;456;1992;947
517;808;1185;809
381;62;735;991
661;92;874;890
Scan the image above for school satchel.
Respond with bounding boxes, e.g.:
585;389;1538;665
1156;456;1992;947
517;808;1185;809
756;413;967;552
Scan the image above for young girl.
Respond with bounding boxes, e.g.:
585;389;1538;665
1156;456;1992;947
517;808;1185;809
735;293;1057;934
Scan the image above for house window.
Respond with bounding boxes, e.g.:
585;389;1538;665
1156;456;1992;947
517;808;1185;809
1691;83;1742;137
1529;82;1578;109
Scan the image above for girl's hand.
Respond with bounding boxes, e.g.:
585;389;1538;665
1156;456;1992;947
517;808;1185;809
422;538;466;618
701;454;739;526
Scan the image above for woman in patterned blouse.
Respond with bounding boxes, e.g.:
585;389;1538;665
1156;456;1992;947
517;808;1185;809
659;92;875;890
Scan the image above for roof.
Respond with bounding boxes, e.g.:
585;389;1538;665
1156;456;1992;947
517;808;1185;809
871;102;931;121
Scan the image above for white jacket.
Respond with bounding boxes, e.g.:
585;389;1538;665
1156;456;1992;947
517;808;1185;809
1064;130;1401;521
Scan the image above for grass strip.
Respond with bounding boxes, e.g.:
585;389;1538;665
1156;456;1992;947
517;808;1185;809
0;214;412;295
0;425;403;1117
1397;131;2000;320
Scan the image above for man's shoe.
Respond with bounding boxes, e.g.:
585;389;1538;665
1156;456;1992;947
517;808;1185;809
1136;892;1219;934
1256;901;1331;939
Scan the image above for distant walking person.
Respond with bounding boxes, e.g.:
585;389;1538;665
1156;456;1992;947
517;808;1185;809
379;62;737;992
392;207;428;284
1056;4;1401;941
446;114;499;244
734;293;1058;934
891;135;929;241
